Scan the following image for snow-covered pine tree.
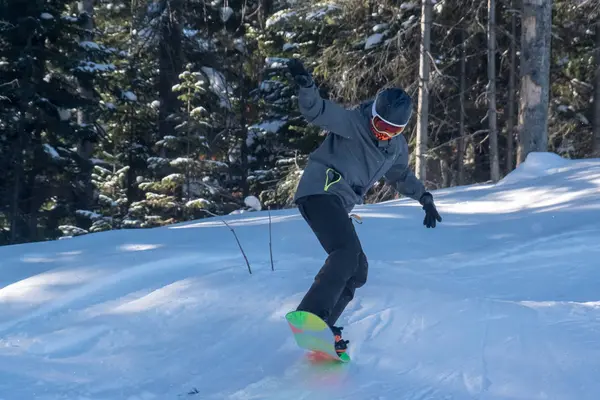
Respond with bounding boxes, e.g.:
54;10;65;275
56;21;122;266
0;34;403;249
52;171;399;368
253;2;346;208
93;0;163;229
0;0;105;243
132;64;227;227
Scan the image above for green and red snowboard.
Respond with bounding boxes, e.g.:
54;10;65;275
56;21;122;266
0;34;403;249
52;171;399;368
285;310;350;363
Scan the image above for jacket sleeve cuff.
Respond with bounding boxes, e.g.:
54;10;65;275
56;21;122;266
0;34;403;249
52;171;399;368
294;75;314;88
419;192;433;205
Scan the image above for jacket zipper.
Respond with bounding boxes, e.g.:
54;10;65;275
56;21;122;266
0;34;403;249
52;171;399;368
364;146;393;194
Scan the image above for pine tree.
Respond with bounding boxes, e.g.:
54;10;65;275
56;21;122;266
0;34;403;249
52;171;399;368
0;0;105;243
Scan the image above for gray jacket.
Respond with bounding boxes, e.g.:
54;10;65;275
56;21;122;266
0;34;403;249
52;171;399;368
293;81;427;213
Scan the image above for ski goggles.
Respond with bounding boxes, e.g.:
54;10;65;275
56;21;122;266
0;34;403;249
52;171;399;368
371;102;407;137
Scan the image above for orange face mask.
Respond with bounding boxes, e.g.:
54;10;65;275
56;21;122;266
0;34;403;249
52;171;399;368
370;102;407;140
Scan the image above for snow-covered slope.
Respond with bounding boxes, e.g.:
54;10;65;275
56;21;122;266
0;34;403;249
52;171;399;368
1;152;600;400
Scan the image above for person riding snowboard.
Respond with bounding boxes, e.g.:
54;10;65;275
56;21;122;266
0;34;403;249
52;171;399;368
287;58;442;355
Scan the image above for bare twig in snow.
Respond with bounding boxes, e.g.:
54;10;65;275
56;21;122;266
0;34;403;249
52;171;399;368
268;206;274;271
201;209;252;274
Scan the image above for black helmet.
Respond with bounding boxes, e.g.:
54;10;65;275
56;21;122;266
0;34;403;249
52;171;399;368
372;87;413;126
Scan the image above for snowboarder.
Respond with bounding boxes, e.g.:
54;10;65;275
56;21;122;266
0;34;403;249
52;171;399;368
287;58;442;355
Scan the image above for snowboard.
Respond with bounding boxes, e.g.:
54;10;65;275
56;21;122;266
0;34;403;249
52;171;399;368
285;310;350;363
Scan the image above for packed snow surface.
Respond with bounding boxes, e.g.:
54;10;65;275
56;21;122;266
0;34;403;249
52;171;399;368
1;152;600;399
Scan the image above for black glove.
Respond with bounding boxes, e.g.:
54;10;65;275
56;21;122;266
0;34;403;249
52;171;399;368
287;58;312;87
287;58;308;77
420;192;442;228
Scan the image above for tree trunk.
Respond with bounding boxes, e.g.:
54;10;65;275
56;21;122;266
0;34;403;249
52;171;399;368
158;0;183;140
416;0;432;181
440;157;451;187
517;0;552;165
506;0;517;171
488;0;500;181
126;105;137;205
10;132;23;244
593;21;600;157
76;0;95;226
239;75;250;198
258;0;273;30
26;128;44;242
457;25;467;186
185;86;192;205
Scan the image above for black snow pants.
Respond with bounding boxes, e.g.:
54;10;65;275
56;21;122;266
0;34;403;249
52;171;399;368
295;194;368;327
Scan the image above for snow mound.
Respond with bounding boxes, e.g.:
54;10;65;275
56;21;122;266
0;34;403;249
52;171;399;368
498;151;573;185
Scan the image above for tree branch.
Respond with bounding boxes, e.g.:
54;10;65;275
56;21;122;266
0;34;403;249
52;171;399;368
426;129;490;156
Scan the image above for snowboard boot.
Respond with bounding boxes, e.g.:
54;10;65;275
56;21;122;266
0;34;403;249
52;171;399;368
331;326;349;355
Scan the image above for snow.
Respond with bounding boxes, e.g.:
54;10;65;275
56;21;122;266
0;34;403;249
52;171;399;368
43;144;60;159
155;135;177;147
402;15;417;29
40;12;54;20
283;43;299;51
266;9;298;28
244;195;262;211
246;119;287;147
170;157;193;167
75;210;103;221
220;6;234;22
183;28;198;37
250;119;287;133
98;194;118;207
185;198;211;209
61;15;78;22
203;159;228;168
265;57;288;69
76;62;116;73
373;23;389;32
90;158;109;166
122;91;137;101
79;41;101;50
233;38;246;54
201;67;231;109
99;101;116;110
306;3;341;20
57;108;71;121
196;38;215;52
190;106;207;117
266;3;340;28
161;173;184;184
2;152;600;399
147;1;161;14
365;33;384;49
400;1;418;10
